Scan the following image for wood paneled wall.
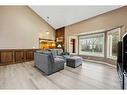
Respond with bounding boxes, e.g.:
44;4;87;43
0;49;38;66
55;27;65;51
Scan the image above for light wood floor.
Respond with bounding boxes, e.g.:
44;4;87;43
0;61;121;89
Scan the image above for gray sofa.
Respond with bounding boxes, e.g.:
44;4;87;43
34;51;65;75
48;49;63;57
48;49;70;60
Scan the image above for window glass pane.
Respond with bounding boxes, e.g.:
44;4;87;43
79;33;104;56
107;28;120;59
112;32;119;56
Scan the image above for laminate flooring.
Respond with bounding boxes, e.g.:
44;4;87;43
0;61;121;89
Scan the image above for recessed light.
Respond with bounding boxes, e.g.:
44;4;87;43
47;16;49;19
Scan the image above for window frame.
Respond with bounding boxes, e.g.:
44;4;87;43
107;28;121;60
78;33;105;57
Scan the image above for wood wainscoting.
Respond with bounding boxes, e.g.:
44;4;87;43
0;49;38;66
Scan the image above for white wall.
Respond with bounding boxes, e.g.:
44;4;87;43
0;6;55;49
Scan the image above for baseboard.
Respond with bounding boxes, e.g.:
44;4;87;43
83;59;116;68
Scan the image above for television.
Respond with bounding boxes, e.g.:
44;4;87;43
117;41;122;70
117;41;124;89
123;33;127;72
117;33;127;89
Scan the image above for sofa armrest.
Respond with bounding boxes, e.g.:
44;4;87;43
60;52;70;56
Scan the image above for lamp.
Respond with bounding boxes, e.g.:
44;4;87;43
57;44;62;48
51;43;55;47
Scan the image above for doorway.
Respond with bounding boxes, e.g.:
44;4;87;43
68;36;78;55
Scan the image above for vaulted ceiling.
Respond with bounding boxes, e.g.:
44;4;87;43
30;6;121;29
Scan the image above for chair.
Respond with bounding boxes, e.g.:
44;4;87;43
34;51;65;75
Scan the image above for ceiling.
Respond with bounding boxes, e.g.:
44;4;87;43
30;6;121;29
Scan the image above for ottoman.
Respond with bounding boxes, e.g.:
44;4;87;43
66;56;82;68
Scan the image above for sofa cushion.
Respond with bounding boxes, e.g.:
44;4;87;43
54;57;65;63
41;51;55;64
57;49;63;56
48;49;58;57
48;52;55;64
54;55;64;59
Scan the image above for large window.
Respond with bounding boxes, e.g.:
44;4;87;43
79;33;104;57
107;28;120;59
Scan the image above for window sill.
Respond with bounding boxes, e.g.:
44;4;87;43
79;55;104;58
107;57;117;60
79;52;104;57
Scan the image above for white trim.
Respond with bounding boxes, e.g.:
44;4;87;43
79;52;104;57
108;56;117;60
83;59;116;68
74;29;106;36
107;28;121;59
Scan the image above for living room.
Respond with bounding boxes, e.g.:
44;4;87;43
0;4;127;91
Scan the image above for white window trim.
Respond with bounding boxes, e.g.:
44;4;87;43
107;28;121;60
79;33;105;57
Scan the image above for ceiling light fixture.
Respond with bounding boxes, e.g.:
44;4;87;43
46;31;49;35
46;16;50;22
